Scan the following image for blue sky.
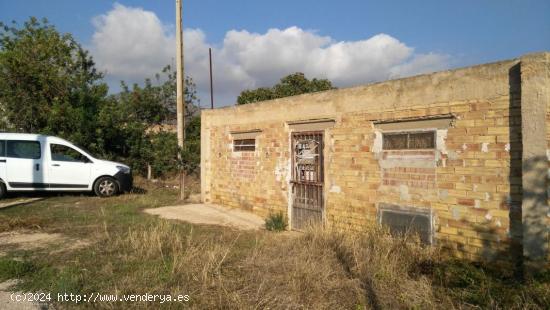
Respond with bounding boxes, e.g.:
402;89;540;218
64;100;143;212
1;0;549;106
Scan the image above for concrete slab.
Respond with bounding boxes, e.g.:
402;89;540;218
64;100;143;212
144;204;264;230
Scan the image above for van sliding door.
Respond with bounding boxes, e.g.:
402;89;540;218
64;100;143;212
5;140;45;189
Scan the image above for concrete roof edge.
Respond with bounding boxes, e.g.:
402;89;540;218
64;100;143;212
204;52;550;115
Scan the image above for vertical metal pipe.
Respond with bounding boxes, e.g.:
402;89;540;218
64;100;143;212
209;47;214;109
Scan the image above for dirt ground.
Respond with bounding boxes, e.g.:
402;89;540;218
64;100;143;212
0;198;43;210
0;230;89;257
144;203;265;230
0;280;47;310
0;230;89;309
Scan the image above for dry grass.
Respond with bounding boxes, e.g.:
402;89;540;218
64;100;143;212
1;182;548;309
93;220;549;309
0;215;45;232
94;221;441;309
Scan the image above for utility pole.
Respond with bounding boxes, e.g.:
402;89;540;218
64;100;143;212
176;0;186;200
209;47;214;109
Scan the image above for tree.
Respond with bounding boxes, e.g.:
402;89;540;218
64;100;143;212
0;17;107;149
154;65;201;121
237;87;274;105
97;67;202;177
237;72;334;105
0;17;201;178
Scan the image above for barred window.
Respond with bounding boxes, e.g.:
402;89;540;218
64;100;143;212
234;139;255;152
383;131;435;150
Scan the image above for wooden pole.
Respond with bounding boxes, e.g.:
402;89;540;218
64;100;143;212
176;0;186;200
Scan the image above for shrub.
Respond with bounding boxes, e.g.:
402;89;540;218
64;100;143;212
264;212;287;231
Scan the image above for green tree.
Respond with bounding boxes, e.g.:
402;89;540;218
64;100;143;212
0;17;107;149
98;67;202;177
237;72;334;105
0;17;201;178
237;87;274;105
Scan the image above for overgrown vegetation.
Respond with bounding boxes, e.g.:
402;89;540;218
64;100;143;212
264;212;288;231
0;17;200;178
0;186;548;309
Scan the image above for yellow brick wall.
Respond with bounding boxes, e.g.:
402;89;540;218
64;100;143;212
208;123;290;219
321;98;517;260
205;97;516;260
201;54;550;261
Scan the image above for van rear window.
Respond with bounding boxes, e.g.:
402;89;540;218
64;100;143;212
7;140;41;159
0;140;5;157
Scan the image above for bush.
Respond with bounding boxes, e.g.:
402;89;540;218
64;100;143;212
264;212;287;231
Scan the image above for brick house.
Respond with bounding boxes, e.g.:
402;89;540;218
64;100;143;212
201;52;550;261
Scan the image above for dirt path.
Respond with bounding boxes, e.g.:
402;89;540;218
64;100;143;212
144;204;265;230
0;198;43;210
0;280;46;310
0;230;89;256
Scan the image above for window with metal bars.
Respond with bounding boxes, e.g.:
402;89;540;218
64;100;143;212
382;131;435;150
233;139;256;152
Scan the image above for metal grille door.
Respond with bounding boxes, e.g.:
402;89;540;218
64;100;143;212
291;132;324;230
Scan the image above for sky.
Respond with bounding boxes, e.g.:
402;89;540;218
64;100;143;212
1;0;549;107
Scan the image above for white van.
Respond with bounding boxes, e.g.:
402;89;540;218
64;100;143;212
0;133;132;199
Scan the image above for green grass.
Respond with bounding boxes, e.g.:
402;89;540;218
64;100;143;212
0;258;36;281
0;181;548;309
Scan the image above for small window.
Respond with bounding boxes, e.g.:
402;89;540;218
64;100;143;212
7;140;41;159
383;131;435;150
50;144;89;163
0;140;5;157
234;139;255;152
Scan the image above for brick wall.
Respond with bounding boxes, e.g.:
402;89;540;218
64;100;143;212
207;123;290;218
323;98;517;259
201;53;550;261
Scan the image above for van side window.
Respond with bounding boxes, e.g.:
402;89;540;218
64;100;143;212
0;140;5;157
7;141;41;159
50;144;88;163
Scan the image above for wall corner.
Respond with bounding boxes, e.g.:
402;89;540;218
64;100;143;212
520;52;550;261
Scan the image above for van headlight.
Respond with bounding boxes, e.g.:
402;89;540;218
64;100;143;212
116;165;131;174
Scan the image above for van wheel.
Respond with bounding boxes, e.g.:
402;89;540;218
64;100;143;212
94;177;119;198
0;182;6;199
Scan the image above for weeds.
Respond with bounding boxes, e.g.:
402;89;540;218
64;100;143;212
264;212;287;231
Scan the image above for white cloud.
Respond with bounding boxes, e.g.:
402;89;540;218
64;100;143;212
91;3;451;106
389;53;450;79
91;3;174;80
